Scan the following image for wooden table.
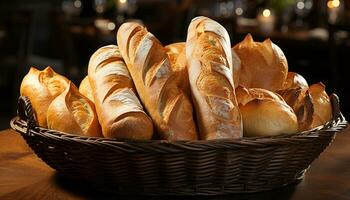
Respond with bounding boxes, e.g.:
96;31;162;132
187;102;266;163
1;127;350;200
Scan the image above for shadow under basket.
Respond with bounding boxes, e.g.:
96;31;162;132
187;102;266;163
10;94;348;195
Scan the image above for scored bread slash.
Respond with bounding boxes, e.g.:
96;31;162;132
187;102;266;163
47;82;102;137
186;16;242;140
117;22;198;140
20;67;70;128
88;45;153;140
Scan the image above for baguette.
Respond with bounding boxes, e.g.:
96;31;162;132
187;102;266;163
186;16;242;140
20;67;69;127
47;82;102;137
88;45;153;140
117;22;198;140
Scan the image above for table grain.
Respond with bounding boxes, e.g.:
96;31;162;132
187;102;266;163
0;127;349;200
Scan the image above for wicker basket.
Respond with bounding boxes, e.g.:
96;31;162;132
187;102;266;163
10;94;347;195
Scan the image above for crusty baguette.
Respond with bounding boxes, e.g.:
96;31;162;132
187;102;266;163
164;42;190;96
79;76;94;102
47;82;102;137
186;16;242;140
117;22;198;140
20;66;69;127
88;45;153;140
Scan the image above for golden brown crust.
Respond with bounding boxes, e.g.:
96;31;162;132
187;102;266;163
277;87;314;131
47;82;102;137
79;76;94;102
20;67;69;127
232;34;288;91
117;23;198;140
186;16;242;140
281;72;308;90
235;86;298;137
88;45;153;140
164;42;190;96
309;83;332;128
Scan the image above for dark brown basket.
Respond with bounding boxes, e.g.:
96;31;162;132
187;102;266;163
10;94;347;195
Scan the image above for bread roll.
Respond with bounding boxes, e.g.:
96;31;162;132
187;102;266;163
47;82;102;137
117;22;197;140
278;87;314;131
20;67;69;127
236;86;298;137
164;42;190;96
79;76;94;102
186;16;242;140
281;72;308;90
232;34;288;91
88;45;153;140
309;83;332;128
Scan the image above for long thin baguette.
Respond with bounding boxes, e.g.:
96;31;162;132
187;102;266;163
88;45;153;140
186;16;242;140
117;22;198;140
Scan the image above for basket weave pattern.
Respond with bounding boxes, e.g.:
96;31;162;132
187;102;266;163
10;95;347;195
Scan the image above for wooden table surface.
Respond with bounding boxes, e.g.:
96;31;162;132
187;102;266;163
1;127;350;200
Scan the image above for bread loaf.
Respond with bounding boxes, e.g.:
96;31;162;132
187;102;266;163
236;86;298;137
20;67;69;127
47;82;102;137
186;16;242;140
164;42;190;96
277;73;332;131
88;45;153;140
79;76;94;102
281;72;308;90
232;34;288;91
117;22;198;140
309;83;332;128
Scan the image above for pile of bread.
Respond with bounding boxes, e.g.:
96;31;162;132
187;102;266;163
20;16;332;141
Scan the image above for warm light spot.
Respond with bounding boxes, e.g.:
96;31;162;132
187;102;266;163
328;0;340;8
235;7;243;16
107;22;116;31
74;0;82;8
120;0;127;3
262;9;271;17
297;1;305;10
333;0;340;7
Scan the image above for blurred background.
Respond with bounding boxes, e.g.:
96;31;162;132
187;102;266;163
0;0;349;129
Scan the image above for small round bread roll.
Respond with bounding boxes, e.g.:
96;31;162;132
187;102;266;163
47;82;102;137
232;34;288;91
281;72;308;90
309;83;332;128
236;86;298;137
79;76;94;102
20;67;69;127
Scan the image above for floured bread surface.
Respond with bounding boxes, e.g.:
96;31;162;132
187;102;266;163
47;82;102;137
117;22;197;140
186;16;242;140
88;45;153;140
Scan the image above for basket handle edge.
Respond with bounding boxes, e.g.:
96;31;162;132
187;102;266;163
330;93;346;123
18;96;37;131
